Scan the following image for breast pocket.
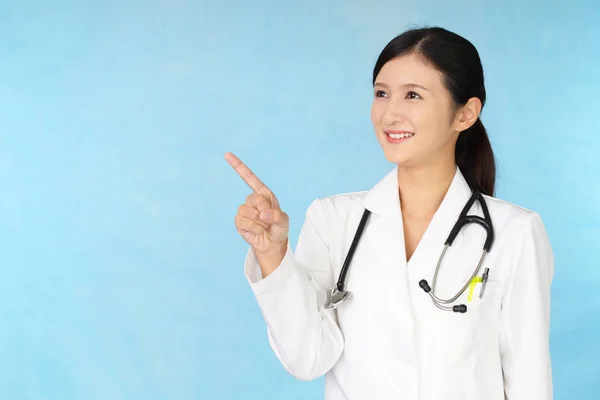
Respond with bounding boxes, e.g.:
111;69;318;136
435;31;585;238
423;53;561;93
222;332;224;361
427;279;501;364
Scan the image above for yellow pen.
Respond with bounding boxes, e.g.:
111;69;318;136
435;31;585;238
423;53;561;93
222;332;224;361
467;276;482;302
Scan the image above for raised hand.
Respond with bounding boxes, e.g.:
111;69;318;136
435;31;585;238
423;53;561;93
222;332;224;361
225;152;289;256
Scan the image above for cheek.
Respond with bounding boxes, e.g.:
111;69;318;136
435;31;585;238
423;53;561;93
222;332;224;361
370;102;383;127
415;107;451;139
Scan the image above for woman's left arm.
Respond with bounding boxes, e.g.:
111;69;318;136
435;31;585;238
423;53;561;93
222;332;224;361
499;212;555;400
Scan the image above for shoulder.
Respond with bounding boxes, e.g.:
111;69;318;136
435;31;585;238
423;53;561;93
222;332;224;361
302;191;369;243
305;190;368;220
483;194;547;232
483;194;553;265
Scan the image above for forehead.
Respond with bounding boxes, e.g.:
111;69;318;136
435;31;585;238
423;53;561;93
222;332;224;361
375;53;444;88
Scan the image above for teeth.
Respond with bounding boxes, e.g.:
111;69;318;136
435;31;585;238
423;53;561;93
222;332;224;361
388;132;414;139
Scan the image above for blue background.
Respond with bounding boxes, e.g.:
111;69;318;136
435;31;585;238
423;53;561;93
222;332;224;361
0;0;598;398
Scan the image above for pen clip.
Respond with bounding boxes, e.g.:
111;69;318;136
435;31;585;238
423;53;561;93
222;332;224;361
479;267;490;299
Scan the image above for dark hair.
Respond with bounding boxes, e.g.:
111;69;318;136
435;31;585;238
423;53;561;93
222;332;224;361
372;27;496;196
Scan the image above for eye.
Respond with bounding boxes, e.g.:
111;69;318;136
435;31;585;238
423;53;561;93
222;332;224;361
374;90;388;98
406;91;422;100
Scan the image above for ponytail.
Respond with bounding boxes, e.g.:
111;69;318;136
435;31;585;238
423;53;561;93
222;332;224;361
455;118;496;196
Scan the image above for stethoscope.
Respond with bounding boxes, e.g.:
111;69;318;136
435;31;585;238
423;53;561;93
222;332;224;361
324;190;494;313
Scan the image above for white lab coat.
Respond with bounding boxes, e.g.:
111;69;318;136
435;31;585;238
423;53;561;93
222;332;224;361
243;166;554;400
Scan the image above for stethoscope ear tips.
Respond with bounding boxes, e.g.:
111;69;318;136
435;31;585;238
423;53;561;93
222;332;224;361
452;304;467;313
420;280;468;313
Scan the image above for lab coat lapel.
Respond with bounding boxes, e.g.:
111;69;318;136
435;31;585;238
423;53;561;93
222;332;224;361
362;167;408;274
406;167;474;286
361;166;474;285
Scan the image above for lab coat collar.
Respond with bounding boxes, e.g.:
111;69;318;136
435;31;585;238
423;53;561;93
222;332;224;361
362;166;402;219
363;165;472;219
362;164;474;279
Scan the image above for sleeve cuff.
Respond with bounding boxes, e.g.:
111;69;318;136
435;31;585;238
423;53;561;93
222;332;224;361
243;244;297;295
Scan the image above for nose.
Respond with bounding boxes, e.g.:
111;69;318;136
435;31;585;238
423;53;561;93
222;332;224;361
381;98;406;124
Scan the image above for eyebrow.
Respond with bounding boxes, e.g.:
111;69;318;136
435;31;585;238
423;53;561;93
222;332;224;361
373;82;430;92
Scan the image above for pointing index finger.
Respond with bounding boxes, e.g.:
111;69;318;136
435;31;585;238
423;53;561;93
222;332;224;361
225;152;268;193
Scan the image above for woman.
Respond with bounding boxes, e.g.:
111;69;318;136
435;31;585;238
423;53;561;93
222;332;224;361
226;27;554;400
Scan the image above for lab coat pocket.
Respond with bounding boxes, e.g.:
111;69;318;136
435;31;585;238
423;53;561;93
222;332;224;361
430;280;499;364
421;280;502;400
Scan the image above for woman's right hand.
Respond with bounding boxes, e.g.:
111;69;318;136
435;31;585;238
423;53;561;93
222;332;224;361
225;152;289;260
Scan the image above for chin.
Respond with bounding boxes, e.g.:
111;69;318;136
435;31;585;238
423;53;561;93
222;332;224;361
379;145;412;165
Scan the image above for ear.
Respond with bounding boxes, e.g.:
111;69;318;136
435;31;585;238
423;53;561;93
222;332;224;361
453;97;482;132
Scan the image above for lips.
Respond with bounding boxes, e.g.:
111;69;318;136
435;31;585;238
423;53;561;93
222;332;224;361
384;130;415;143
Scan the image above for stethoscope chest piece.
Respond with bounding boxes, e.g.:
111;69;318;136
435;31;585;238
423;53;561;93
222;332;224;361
324;288;352;310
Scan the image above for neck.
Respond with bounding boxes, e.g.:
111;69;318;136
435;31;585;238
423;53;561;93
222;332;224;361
397;160;457;220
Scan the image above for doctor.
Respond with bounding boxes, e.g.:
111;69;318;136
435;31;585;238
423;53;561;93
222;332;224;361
226;26;554;400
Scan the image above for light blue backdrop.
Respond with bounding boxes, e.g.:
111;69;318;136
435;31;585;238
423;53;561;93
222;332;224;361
0;0;598;399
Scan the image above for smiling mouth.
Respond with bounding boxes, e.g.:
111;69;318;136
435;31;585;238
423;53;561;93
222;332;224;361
385;130;415;143
387;132;414;139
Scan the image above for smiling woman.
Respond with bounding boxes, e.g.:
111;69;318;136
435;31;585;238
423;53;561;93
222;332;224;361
371;27;495;198
227;26;554;400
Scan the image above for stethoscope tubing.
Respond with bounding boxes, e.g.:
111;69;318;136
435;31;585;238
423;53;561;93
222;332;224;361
326;189;494;313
